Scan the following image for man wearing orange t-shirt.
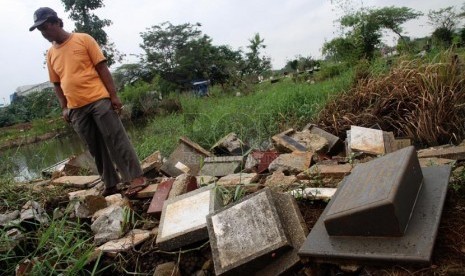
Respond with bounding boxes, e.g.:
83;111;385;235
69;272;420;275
30;7;147;197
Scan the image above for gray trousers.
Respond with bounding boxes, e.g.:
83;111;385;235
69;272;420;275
69;98;143;188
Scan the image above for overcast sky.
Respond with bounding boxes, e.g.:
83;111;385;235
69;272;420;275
0;0;462;105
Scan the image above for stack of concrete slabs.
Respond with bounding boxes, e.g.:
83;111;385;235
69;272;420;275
299;146;452;265
156;185;222;251
207;188;308;275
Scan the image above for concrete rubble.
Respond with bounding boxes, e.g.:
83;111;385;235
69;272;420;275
24;123;460;274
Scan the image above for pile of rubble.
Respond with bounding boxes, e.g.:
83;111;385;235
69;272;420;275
3;123;465;275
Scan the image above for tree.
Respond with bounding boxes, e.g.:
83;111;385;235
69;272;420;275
325;6;421;61
60;0;123;66
140;22;244;92
428;6;464;47
243;33;271;78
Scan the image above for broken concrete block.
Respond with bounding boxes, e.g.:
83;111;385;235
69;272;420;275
196;175;218;186
104;194;125;206
64;150;98;176
160;136;212;177
199;156;244;177
168;174;198;199
348;126;397;155
0;210;20;227
153;262;181;276
147;179;175;216
156;185;222;251
417;145;465;161
289;188;336;201
244;151;279;174
91;205;125;246
140;150;162;174
264;170;298;189
268;152;313;174
211;132;250;156
97;229;151;254
299;146;452;265
51;175;100;188
207;188;308;275
20;201;48;225
74;195;107;218
303;124;343;154
307;164;352;178
272;129;307;153
216;173;259;186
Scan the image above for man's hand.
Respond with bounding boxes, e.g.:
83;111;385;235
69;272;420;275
110;95;123;113
62;107;70;123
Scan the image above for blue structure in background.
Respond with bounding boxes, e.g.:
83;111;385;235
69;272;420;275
192;80;210;97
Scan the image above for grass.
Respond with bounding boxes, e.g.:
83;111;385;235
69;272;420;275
134;71;353;159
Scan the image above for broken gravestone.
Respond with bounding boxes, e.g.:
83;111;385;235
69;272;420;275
160;136;212;177
268;151;313;174
347;125;397;155
244;151;279;174
91;205;125;245
156;185;223;251
199;156;244;177
51;175;100;188
299;146;452;264
207;188;308;275
303;124;343;154
211;132;250;156
97;229;151;255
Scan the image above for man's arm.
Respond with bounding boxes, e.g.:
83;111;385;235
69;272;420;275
95;61;122;111
53;82;70;122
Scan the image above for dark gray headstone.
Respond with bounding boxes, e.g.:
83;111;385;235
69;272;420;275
324;146;423;236
299;147;452;265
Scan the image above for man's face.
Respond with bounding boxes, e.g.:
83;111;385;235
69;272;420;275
37;22;55;42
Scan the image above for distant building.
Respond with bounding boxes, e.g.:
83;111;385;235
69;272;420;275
11;81;53;102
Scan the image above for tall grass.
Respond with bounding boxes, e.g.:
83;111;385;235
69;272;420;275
317;50;465;147
134;71;353;158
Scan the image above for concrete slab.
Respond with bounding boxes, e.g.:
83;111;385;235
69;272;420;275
135;184;158;198
51;175;100;188
299;165;451;265
206;188;292;275
156;185;222;251
417;145;465;161
160;136;212;177
268;152;313;174
147;179;175;216
290;130;329;154
348;126;385;155
324;146;423;236
196;175;218;186
199;156;244;177
256;192;309;276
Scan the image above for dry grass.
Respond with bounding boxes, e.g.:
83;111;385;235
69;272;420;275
317;51;465;147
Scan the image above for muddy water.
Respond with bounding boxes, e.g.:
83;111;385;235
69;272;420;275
1;120;147;182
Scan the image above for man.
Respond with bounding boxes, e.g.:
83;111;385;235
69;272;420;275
30;7;147;197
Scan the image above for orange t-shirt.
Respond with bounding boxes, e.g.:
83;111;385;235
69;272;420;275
47;33;109;108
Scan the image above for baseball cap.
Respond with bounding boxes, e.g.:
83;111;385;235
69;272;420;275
29;7;58;31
